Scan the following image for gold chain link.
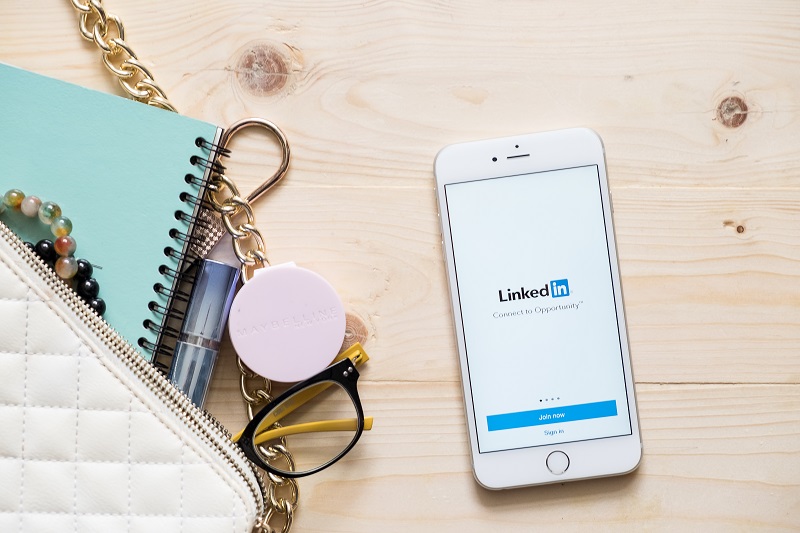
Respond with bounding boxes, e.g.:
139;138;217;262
206;173;272;280
237;360;299;533
210;119;295;533
70;3;296;531
69;0;177;111
206;117;290;282
197;115;295;533
203;148;297;531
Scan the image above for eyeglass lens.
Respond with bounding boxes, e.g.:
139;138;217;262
252;379;360;475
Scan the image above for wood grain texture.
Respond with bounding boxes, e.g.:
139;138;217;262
3;0;800;530
207;380;800;532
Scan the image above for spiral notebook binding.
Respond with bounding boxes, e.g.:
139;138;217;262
194;136;232;157
148;300;185;320
143;319;180;339
184;173;204;187
174;210;218;234
154;282;190;303
148;300;167;314
158;264;196;284
189;155;226;174
163;245;189;262
169;227;202;248
178;191;210;209
138;337;175;361
141;129;227;369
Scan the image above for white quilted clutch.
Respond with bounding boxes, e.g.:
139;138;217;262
0;223;264;532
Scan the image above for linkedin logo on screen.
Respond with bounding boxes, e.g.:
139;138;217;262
498;278;570;303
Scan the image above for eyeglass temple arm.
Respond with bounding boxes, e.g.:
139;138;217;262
259;343;369;428
231;343;370;442
246;416;374;445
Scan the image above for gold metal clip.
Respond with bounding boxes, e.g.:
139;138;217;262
206;118;291;281
220;118;291;203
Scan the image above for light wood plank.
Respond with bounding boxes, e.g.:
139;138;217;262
4;1;800;530
3;1;800;188
208;381;800;532
196;185;800;385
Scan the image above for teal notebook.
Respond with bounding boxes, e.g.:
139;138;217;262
0;63;223;362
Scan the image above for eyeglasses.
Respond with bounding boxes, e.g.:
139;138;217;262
232;344;373;478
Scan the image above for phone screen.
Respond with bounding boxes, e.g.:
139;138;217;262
443;164;632;453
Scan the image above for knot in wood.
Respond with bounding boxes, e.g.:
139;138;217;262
341;312;370;352
716;96;748;128
236;44;288;96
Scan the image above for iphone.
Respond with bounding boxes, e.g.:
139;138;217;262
434;128;641;489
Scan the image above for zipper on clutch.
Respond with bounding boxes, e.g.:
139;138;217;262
0;222;267;528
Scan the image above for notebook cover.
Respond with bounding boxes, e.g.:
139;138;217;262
0;62;220;361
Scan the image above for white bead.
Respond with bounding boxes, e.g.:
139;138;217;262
20;196;42;217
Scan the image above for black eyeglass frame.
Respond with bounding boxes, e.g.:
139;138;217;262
236;358;366;478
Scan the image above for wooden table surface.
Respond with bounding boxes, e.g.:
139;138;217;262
5;1;800;531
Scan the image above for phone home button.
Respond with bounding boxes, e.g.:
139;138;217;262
546;451;570;475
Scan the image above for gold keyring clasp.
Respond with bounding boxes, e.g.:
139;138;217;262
219;118;291;203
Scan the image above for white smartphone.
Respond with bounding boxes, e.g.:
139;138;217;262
434;128;641;489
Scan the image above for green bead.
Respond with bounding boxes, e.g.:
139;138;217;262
3;189;24;208
55;256;78;279
38;201;62;225
51;216;73;237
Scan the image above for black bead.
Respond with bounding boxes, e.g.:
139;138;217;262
75;258;94;280
76;277;100;298
34;239;57;263
89;298;106;316
24;241;35;252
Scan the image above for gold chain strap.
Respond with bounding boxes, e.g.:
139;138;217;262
208;118;291;280
70;2;295;531
209;122;295;532
69;0;177;112
206;172;271;279
238;359;299;533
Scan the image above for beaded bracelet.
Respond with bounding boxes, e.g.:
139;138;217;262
2;189;106;316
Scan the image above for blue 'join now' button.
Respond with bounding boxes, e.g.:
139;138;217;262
487;400;618;431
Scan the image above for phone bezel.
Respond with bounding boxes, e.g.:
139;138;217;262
434;128;642;489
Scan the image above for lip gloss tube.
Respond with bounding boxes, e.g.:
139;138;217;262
168;259;240;408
